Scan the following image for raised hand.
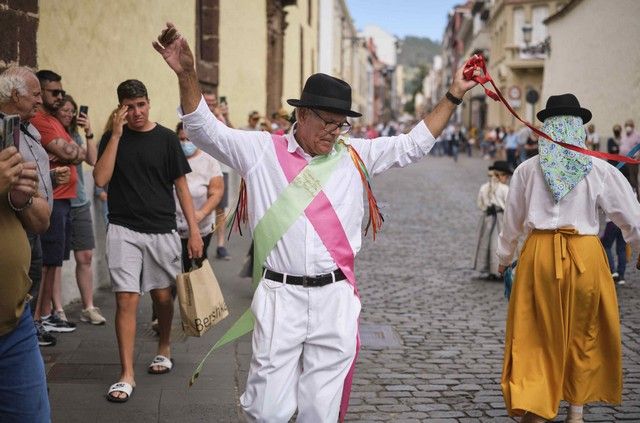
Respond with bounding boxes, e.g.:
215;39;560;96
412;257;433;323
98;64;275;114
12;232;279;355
449;60;480;99
152;22;195;76
111;105;128;139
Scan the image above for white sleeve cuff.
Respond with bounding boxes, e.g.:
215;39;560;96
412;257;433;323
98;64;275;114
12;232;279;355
177;96;211;127
408;120;436;150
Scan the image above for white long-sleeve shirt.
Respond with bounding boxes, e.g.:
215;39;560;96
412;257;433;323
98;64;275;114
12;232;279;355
496;156;640;266
477;180;509;211
181;97;436;276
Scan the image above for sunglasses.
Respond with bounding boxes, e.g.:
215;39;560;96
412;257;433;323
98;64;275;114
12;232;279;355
45;89;66;97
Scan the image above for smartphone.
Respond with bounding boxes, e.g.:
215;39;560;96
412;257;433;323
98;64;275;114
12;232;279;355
79;105;89;117
219;96;227;105
1;115;20;150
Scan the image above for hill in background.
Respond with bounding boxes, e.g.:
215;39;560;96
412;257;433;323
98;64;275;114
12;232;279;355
398;36;440;68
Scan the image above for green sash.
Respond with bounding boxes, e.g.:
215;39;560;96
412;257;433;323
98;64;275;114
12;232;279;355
189;143;346;385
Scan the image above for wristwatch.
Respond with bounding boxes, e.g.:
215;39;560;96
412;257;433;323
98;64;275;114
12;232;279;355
446;91;463;105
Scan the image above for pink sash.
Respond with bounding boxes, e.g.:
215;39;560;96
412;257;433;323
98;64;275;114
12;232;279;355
271;134;360;422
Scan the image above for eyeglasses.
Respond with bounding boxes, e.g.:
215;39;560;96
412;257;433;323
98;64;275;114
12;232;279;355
309;108;351;135
45;89;66;97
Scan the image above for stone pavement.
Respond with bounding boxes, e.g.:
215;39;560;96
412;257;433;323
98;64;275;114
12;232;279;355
45;154;640;422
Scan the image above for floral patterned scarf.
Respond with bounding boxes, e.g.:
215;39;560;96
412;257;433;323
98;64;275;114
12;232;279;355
539;115;592;203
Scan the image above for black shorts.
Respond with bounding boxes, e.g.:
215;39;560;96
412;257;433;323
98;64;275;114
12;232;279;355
41;199;72;266
70;203;95;251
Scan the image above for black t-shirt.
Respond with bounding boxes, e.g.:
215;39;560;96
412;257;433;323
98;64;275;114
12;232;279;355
98;124;191;233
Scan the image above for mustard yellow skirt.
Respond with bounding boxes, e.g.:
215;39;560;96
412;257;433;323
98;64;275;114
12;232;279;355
501;229;622;419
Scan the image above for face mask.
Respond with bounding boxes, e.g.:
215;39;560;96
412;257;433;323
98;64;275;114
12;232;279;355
181;141;197;157
625;126;634;134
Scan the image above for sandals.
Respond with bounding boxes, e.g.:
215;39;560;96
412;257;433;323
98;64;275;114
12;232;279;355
148;354;174;374
106;381;134;403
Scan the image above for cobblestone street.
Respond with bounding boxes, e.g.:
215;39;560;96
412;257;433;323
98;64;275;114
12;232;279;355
343;154;640;422
46;154;640;422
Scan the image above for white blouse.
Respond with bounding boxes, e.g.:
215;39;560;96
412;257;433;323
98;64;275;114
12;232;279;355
496;156;640;265
174;151;223;237
477;179;509;211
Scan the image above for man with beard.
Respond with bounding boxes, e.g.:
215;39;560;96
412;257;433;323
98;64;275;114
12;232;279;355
31;70;83;334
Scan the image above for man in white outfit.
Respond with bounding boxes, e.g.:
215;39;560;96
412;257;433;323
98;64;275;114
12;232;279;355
154;23;478;423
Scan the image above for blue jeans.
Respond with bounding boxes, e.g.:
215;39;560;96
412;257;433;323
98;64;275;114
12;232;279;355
601;221;627;279
0;304;50;423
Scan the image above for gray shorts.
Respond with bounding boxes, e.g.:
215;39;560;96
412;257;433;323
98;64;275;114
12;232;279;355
106;224;182;294
70;203;95;251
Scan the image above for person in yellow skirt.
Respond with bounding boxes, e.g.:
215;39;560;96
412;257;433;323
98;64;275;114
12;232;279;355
496;93;640;423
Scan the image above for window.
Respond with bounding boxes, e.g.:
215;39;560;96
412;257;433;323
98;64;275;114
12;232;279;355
531;6;549;45
512;7;525;45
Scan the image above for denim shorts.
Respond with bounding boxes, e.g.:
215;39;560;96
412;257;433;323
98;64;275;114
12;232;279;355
41;199;72;266
0;304;50;422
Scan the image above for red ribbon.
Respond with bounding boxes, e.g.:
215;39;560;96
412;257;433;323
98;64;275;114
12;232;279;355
462;54;640;165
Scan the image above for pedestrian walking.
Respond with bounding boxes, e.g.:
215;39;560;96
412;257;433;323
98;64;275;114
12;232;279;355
496;94;640;423
93;79;203;403
203;91;233;261
473;160;511;280
153;22;478;422
150;122;224;332
601;218;628;286
619;119;640;200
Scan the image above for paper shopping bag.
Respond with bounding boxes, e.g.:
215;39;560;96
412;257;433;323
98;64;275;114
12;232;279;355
176;259;228;337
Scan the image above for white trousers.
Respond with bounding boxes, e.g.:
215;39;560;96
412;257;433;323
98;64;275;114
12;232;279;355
240;278;361;423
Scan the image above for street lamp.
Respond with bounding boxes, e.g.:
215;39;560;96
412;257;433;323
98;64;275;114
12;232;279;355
522;24;533;47
519;24;550;57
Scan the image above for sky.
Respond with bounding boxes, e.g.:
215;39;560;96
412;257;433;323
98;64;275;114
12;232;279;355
345;0;463;42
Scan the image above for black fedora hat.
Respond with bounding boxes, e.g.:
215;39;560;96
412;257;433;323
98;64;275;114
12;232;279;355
489;160;513;174
536;93;591;124
287;73;362;117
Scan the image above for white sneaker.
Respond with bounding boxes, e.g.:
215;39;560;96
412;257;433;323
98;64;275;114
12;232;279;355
80;307;107;325
611;272;619;279
617;279;626;286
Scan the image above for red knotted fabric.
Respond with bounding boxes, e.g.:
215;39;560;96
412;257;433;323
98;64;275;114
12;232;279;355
462;54;640;165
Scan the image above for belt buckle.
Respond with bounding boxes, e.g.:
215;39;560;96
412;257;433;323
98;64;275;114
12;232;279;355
302;275;310;287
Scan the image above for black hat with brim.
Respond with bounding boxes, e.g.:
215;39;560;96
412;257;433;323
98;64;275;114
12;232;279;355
489;160;513;174
536;93;591;124
287;73;362;118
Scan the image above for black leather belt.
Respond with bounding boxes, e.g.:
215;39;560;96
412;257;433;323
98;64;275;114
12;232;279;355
263;268;346;287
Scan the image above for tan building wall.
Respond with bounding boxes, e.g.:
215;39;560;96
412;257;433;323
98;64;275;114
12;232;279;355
38;1;196;136
543;0;640;141
282;0;319;115
486;0;564;128
37;2;197;304
218;0;268;126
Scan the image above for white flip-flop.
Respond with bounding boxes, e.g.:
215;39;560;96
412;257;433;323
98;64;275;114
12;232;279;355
106;381;134;403
148;354;174;374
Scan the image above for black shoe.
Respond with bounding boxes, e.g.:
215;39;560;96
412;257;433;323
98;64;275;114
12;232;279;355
36;321;57;347
42;312;77;333
216;246;231;260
